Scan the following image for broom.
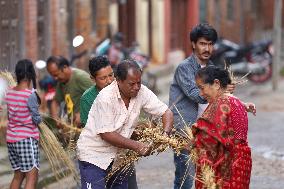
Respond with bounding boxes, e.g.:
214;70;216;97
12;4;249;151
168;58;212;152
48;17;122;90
39;121;79;182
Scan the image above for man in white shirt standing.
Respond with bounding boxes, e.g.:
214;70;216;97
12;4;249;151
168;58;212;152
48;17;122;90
77;59;173;189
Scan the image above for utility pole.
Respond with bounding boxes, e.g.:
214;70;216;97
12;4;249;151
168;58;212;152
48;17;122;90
272;0;282;91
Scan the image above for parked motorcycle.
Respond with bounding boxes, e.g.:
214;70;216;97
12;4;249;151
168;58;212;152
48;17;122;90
125;41;150;69
95;35;150;70
211;38;273;83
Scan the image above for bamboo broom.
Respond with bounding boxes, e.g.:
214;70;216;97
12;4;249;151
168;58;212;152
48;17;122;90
39;121;79;182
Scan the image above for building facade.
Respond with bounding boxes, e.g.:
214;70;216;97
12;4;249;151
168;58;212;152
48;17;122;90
0;0;109;71
2;0;281;71
206;0;284;44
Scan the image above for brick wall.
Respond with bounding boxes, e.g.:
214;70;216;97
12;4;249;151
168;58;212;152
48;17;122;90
23;0;38;62
49;0;68;57
74;0;94;69
1;0;109;69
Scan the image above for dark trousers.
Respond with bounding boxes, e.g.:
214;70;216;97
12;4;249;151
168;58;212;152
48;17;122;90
127;165;138;189
79;160;128;189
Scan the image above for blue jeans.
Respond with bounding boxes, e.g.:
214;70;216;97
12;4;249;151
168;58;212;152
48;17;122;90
79;160;128;189
173;150;195;189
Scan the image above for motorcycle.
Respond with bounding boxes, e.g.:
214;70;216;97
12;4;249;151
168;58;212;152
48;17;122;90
95;36;150;70
211;38;273;83
125;41;150;69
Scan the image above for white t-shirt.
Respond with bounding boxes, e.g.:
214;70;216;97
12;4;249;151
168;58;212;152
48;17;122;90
197;64;208;118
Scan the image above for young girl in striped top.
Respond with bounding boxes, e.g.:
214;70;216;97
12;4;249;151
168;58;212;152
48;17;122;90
5;59;41;189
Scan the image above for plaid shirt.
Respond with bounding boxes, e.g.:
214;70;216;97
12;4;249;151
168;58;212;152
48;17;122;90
169;54;212;129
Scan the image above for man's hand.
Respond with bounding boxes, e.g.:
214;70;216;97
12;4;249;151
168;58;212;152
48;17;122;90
56;122;63;129
135;142;152;156
183;140;194;151
244;102;256;116
73;113;81;127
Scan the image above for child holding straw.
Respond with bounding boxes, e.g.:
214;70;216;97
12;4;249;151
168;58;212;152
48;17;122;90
5;59;42;189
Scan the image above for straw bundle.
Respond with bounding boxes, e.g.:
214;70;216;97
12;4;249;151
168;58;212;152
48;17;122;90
39;121;79;182
0;109;7;128
225;63;248;86
41;114;82;152
107;120;189;180
0;70;17;88
199;164;217;189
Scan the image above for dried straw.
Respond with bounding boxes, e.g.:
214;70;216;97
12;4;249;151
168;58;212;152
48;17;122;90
107;119;189;180
39;121;79;182
41;113;82;152
199;163;218;189
0;71;14;128
225;63;248;86
0;70;17;88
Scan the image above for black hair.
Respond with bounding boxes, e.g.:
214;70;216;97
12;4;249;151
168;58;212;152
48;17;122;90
46;55;70;70
15;59;41;104
190;23;218;44
196;66;232;89
89;56;111;77
116;59;142;81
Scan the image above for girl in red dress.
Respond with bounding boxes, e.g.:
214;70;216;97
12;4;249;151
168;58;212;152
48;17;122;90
193;66;252;189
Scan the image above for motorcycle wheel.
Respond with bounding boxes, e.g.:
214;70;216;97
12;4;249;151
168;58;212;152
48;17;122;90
247;63;272;83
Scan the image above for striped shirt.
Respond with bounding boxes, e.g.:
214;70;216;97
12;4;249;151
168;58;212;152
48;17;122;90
5;89;40;143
